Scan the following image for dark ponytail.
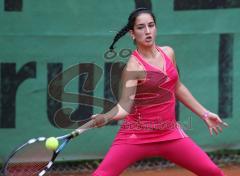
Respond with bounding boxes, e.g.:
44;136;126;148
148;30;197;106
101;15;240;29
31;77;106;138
108;8;156;50
109;25;129;50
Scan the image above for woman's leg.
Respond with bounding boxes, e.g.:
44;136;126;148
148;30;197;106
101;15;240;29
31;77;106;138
92;144;148;176
159;137;224;176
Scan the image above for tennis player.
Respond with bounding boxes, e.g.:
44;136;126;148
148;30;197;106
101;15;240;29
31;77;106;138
91;8;228;176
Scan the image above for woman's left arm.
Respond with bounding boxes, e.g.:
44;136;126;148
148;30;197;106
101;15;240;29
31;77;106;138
163;46;228;136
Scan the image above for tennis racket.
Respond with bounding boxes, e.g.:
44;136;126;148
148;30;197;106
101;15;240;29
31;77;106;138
1;119;96;176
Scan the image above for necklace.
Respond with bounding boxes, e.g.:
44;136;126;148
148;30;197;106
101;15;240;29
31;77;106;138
137;48;158;60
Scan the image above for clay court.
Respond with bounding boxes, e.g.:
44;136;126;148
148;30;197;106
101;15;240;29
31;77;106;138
123;164;240;176
45;164;240;175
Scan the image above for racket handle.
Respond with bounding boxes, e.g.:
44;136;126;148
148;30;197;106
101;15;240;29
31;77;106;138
71;120;96;137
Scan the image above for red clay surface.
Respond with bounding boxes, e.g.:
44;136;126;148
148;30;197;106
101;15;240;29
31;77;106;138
47;164;240;175
122;164;240;176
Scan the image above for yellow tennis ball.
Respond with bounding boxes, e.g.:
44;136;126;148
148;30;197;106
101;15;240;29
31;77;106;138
45;137;59;151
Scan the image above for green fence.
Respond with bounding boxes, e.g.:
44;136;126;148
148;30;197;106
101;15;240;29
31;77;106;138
0;0;240;162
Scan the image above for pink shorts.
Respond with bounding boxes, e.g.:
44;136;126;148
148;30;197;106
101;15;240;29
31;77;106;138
92;137;224;176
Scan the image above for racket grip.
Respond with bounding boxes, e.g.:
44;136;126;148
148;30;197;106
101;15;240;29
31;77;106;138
71;120;96;137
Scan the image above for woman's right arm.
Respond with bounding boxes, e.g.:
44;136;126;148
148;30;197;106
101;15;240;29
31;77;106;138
91;56;140;126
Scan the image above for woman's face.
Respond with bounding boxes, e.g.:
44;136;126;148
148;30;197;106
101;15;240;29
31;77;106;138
130;13;157;47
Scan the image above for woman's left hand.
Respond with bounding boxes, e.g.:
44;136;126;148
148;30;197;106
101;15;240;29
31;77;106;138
203;112;229;136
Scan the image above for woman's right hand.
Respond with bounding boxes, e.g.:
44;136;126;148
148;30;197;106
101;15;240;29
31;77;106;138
91;114;110;128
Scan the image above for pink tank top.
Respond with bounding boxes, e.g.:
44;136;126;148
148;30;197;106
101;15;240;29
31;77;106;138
113;46;188;145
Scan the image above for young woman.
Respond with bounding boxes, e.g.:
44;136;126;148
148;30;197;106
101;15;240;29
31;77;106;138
91;8;228;176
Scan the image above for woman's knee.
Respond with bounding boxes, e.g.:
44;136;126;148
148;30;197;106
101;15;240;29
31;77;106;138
200;165;224;176
210;166;224;176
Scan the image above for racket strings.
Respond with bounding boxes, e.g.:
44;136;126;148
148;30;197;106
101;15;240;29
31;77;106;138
6;161;48;175
4;141;53;176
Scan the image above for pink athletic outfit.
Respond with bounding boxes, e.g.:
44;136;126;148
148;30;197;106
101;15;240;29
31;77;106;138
92;47;224;176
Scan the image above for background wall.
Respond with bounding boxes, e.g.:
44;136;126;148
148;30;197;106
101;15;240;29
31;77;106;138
0;0;239;162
